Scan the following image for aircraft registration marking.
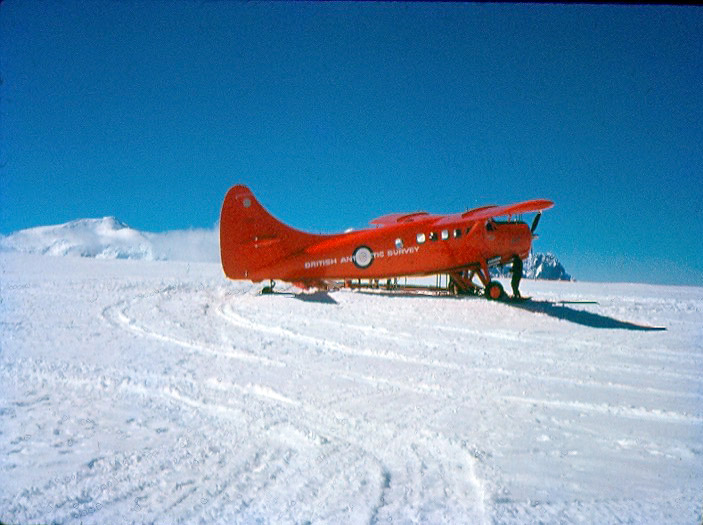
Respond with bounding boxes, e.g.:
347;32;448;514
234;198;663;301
305;245;420;270
304;258;337;269
386;246;420;257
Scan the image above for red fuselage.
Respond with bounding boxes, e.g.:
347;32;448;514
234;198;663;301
220;185;552;288
261;218;532;283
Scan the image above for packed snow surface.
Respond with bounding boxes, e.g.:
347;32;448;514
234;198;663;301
1;253;702;524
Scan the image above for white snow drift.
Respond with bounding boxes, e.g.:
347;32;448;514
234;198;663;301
1;253;701;524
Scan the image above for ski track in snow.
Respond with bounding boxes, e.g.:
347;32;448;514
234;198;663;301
1;253;702;524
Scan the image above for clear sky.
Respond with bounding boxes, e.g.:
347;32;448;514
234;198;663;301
1;1;702;285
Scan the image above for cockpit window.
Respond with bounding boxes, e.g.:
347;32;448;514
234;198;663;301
416;233;426;244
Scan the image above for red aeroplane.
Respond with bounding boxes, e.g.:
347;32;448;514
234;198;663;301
220;185;553;299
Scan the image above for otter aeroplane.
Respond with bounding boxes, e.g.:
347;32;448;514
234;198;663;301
220;185;553;299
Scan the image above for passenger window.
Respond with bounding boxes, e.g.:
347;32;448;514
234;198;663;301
454;229;462;238
395;238;403;249
441;230;449;240
416;233;426;244
429;232;438;241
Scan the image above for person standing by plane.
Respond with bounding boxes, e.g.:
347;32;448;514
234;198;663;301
511;254;523;299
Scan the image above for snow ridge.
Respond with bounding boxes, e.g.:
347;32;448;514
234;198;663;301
0;217;219;263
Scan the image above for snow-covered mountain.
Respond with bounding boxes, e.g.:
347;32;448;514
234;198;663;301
526;252;571;280
0;217;219;263
0;217;155;260
492;252;572;281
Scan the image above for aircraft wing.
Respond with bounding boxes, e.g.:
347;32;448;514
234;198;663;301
461;199;553;221
371;200;553;227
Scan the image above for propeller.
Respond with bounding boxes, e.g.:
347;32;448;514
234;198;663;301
531;212;542;236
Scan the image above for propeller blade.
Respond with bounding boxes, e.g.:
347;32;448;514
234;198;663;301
531;212;542;234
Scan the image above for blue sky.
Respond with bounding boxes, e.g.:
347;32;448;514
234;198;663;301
2;2;702;285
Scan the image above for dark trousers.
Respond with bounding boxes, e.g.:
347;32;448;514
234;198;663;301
511;275;521;297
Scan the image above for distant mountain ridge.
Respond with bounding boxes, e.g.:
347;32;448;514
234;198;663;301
1;218;572;280
491;252;572;281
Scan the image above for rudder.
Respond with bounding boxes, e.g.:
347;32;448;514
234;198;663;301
219;185;324;281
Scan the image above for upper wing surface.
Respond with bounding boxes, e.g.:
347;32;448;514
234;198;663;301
369;212;435;226
370;200;552;227
461;199;554;221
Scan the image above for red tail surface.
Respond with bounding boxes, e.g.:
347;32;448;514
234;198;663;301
219;185;326;281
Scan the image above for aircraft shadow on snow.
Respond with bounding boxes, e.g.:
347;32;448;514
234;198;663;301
278;290;665;330
261;290;339;303
292;291;339;304
505;299;667;331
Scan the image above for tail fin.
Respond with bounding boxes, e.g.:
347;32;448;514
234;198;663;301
219;185;325;281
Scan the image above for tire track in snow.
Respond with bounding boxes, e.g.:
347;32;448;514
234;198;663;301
3;357;363;523
142;288;701;416
113;337;491;525
263;301;702;404
105;290;702;430
331;346;703;409
158;380;399;522
43;348;393;523
103;291;481;427
504;396;703;425
217;302;462;371
105;291;471;413
6;295;484;523
264;311;418;344
439;323;703;383
216;298;702;417
179;377;491;524
101;300;284;368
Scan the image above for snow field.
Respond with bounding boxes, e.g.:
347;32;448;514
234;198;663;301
1;253;702;524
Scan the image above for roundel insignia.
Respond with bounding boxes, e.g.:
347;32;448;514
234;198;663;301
353;246;374;269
